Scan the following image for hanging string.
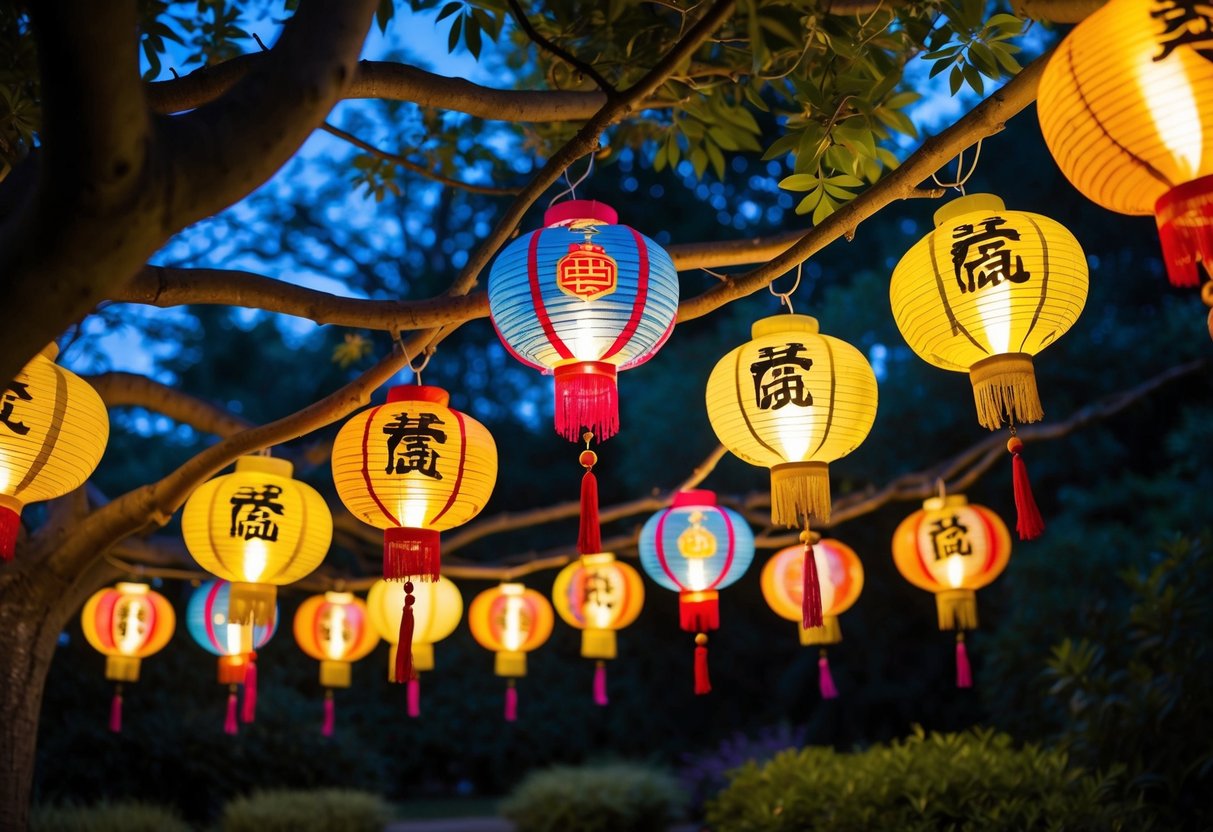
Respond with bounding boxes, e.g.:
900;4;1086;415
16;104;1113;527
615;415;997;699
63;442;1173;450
396;337;434;386
936;477;946;502
767;263;803;314
548;153;595;207
931;138;984;195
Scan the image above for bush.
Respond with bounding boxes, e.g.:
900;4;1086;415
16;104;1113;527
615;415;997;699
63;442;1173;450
31;801;192;832
679;722;807;815
706;727;1152;832
500;762;686;832
220;788;392;832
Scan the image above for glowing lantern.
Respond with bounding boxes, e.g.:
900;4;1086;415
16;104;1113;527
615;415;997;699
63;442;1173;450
367;576;463;717
1037;0;1213;289
0;343;108;560
488;200;680;442
552;552;645;705
468;583;554;721
81;582;175;732
186;579;278;734
890;194;1088;540
761;538;864;699
637;490;754;695
892;493;1011;688
293;591;379;736
332;384;495;682
182;454;331;627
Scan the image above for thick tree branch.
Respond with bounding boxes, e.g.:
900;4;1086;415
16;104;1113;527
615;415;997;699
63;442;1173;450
86;372;255;438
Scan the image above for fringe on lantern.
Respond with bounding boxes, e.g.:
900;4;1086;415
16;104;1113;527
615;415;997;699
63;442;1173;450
770;462;831;528
969;354;1043;431
818;651;839;700
407;678;421;718
241;657;258;724
383;528;441;582
555;366;619;442
802;540;824;630
955;634;973;689
224;689;239;735
322;691;335;737
109;688;123;734
936;589;978;631
593;661;609;707
679;592;719;632
504;680;518;722
395;583;416;684
578;468;601;554
693;634;711;695
1008;437;1045;540
1155;176;1213;287
0;504;20;561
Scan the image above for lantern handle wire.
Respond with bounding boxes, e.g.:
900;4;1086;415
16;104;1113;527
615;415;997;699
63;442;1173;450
931;138;983;194
936;477;946;501
395;336;435;385
768;263;802;314
548;152;595;207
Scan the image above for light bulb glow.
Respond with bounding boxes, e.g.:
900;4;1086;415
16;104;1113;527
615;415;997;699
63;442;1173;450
324;604;347;659
946;554;966;589
776;409;812;462
224;622;243;655
118;599;144;654
975;282;1012;355
399;498;427;528
503;595;523;651
1140;48;1204;179
242;539;267;582
686;558;707;591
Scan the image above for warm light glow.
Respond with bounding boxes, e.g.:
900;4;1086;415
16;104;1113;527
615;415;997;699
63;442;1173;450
776;409;812;462
571;309;603;362
118;598;144;654
399;498;428;528
946;554;966;588
503;594;523;651
686;558;707;591
0;461;9;493
242;539;267;582
974;283;1012;354
1140;49;1204;179
324;604;347;660
224;622;243;655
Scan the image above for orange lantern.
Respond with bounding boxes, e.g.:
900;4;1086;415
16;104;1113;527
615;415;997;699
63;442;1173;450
367;577;463;717
293;591;379;736
761;538;864;699
552;552;645;705
468;583;554;721
80;582;176;732
892;493;1011;688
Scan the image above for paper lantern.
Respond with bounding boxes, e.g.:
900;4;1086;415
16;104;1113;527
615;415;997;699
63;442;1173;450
0;343;108;560
488;200;680;441
761;538;864;698
468;583;554;721
892;493;1011;687
637;490;754;694
186;579;278;733
182;454;331;627
890;194;1088;540
1038;0;1213;288
293;591;379;736
81;582;175;732
367;576;463;717
552;552;645;705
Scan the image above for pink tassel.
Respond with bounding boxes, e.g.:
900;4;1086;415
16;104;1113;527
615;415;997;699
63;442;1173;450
108;688;123;733
224;690;239;735
241;657;257;724
395;583;416;684
322;691;335;737
956;635;973;689
693;634;711;695
802;542;823;629
407;678;421;718
554;361;619;442
1008;437;1044;541
593;661;609;706
818;652;839;699
504;681;518;722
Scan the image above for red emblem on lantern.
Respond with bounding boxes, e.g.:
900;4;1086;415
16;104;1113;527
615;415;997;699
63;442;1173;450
557;227;618;301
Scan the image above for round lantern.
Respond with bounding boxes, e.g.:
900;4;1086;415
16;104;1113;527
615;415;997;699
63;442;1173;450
468;582;554;721
182;454;331;627
761;538;864;699
293;591;379;736
552;552;645;705
186;579;278;733
637;489;754;695
0;343;109;560
81;582;175;732
891;493;1011;688
367;576;463;717
488;200;680;442
1038;0;1213;288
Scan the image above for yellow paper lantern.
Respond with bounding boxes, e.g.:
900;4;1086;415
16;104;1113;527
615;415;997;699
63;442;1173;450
182;454;332;626
367;576;462;717
0;344;109;560
293;591;380;736
468;582;554;721
1038;0;1213;287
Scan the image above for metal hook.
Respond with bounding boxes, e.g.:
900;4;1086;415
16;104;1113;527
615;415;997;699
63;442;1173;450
767;263;803;314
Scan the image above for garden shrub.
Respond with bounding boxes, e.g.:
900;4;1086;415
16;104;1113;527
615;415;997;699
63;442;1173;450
706;727;1152;832
219;788;391;832
31;800;192;832
500;761;686;832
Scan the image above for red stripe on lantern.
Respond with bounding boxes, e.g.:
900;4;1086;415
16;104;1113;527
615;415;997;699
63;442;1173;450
601;228;650;361
526;229;573;361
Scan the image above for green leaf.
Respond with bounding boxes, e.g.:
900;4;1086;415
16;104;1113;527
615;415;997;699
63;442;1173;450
812;192;838;225
464;12;482;59
375;0;395;33
447;13;463;52
436;2;461;22
779;174;820;191
706;139;726;180
762;131;801;161
948;64;964;96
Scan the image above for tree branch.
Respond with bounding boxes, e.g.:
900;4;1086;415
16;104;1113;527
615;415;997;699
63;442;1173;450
506;0;619;97
86;372;255;438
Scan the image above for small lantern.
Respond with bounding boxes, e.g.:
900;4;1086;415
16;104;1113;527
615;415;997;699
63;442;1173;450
293;591;379;736
468;582;554;721
760;538;864;699
891;493;1011;688
637;490;754;695
1037;0;1213;288
890;194;1088;540
81;582;175;732
182;454;332;627
367;576;463;717
0;343;109;560
552;552;645;705
488;200;680;441
186;579;278;733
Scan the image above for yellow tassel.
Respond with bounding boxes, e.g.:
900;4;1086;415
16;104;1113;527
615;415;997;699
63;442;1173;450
770;461;831;527
799;615;842;646
935;589;978;631
968;353;1043;431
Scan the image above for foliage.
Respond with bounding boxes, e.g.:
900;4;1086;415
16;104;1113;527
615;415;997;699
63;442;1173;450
705;727;1153;832
499;762;686;832
219;788;392;832
30;801;192;832
678;722;808;816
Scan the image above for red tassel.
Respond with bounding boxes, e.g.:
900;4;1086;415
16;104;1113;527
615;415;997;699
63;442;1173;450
322;691;335;737
1155;174;1213;287
818;651;839;699
956;634;973;689
241;656;257;724
383;527;441;581
1008;437;1044;540
578;467;601;554
0;503;19;561
407;678;421;718
109;688;123;733
504;680;518;722
224;689;239;735
593;661;608;706
679;593;720;632
693;634;711;695
554;361;619;442
802;542;824;629
395;583;416;684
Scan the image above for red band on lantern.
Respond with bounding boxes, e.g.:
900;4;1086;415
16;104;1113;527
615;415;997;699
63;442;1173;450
0;503;20;561
1155;173;1213;288
544;200;619;227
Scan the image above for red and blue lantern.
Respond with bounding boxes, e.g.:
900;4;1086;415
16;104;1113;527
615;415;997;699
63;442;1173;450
488;200;679;442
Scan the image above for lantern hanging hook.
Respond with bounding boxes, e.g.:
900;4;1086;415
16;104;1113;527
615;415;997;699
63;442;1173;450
931;138;983;195
768;263;803;314
549;152;596;207
936;477;946;501
397;337;434;385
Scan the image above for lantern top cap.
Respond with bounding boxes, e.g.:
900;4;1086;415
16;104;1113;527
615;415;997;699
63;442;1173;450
386;384;451;406
38;342;60;362
543;199;619;227
751;314;819;339
235;455;294;479
672;489;717;507
923;494;969;510
500;582;525;594
933;193;1006;227
324;591;354;603
580;552;617;565
115;582;150;595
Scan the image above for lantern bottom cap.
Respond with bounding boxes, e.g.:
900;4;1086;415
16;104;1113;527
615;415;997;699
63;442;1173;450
581;629;617;660
383;527;441;581
0;499;21;561
105;655;141;682
770;461;831;527
495;651;527;677
936;589;978;631
229;583;277;627
320;660;352;689
553;361;619;442
1155;173;1213;288
968;353;1042;431
799;615;842;646
218;655;250;685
